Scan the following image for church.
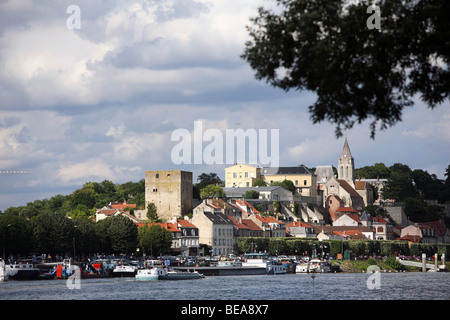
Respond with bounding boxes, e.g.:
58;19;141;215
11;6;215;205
317;138;374;222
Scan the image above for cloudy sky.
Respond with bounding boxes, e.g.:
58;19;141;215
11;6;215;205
0;0;449;212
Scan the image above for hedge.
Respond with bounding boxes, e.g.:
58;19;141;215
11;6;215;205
237;237;445;257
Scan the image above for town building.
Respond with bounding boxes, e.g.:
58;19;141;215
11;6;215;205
372;216;394;240
285;221;316;238
249;214;286;238
145;170;193;221
225;164;317;197
313;225;375;240
260;166;317;196
176;219;200;256
191;201;235;256
223;186;294;201
225;164;261;188
318;138;374;212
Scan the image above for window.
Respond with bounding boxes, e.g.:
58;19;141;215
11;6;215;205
156;173;159;178
246;182;249;187
233;172;237;178
304;180;307;185
245;172;248;178
295;180;298;186
153;188;158;192
377;227;384;233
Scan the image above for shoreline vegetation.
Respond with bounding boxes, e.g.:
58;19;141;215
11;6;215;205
333;259;450;273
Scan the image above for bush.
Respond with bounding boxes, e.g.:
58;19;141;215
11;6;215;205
385;256;404;270
367;257;377;266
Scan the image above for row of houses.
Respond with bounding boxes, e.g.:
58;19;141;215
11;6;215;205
95;199;450;257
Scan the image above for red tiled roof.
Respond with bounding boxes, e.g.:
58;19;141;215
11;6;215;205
336;207;358;213
137;222;181;232
111;202;137;210
286;221;314;228
398;235;422;243
97;209;117;215
227;216;249;230
241;219;263;231
177;219;198;229
264;216;282;224
372;216;389;224
419;220;448;236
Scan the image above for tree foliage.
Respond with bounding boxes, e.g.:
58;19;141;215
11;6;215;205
30;212;76;256
0;214;33;257
242;0;449;137
200;184;226;199
146;202;159;221
138;224;173;257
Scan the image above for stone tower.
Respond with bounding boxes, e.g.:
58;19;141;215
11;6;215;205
145;170;193;221
338;138;354;182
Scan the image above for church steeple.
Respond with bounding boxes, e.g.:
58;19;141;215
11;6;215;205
338;138;354;182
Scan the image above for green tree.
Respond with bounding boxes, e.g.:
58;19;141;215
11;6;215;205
270;180;296;193
72;217;99;256
146;202;159;221
252;178;267;187
200;184;226;199
31;212;75;256
242;0;449;138
138;224;173;257
382;164;417;201
0;214;33;258
243;190;260;199
106;215;138;255
196;173;223;190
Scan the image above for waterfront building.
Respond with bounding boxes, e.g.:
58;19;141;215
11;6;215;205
176;219;200;256
191;201;235;256
372;216;394;240
285;221;316;238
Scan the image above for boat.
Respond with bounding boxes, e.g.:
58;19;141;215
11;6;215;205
0;259;8;281
266;260;287;275
216;260;242;267
296;259;331;273
242;253;286;275
5;261;40;280
158;267;204;280
112;262;138;277
135;268;159;281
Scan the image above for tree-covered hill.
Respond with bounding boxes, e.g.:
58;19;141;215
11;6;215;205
3;179;145;219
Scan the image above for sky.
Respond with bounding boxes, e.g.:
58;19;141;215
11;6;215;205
0;0;449;212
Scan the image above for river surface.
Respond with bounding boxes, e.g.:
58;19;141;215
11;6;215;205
1;272;449;300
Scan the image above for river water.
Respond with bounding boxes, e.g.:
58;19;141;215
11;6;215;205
1;272;449;300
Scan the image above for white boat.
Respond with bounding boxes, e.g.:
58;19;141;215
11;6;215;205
266;260;286;275
0;259;8;281
112;263;138;277
147;266;204;280
159;268;204;280
296;259;331;273
5;261;40;280
216;260;243;267
242;253;286;274
135;268;159;281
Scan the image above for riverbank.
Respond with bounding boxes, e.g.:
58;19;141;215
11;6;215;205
333;259;450;273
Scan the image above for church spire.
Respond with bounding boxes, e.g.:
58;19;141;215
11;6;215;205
341;137;352;157
338;138;354;182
